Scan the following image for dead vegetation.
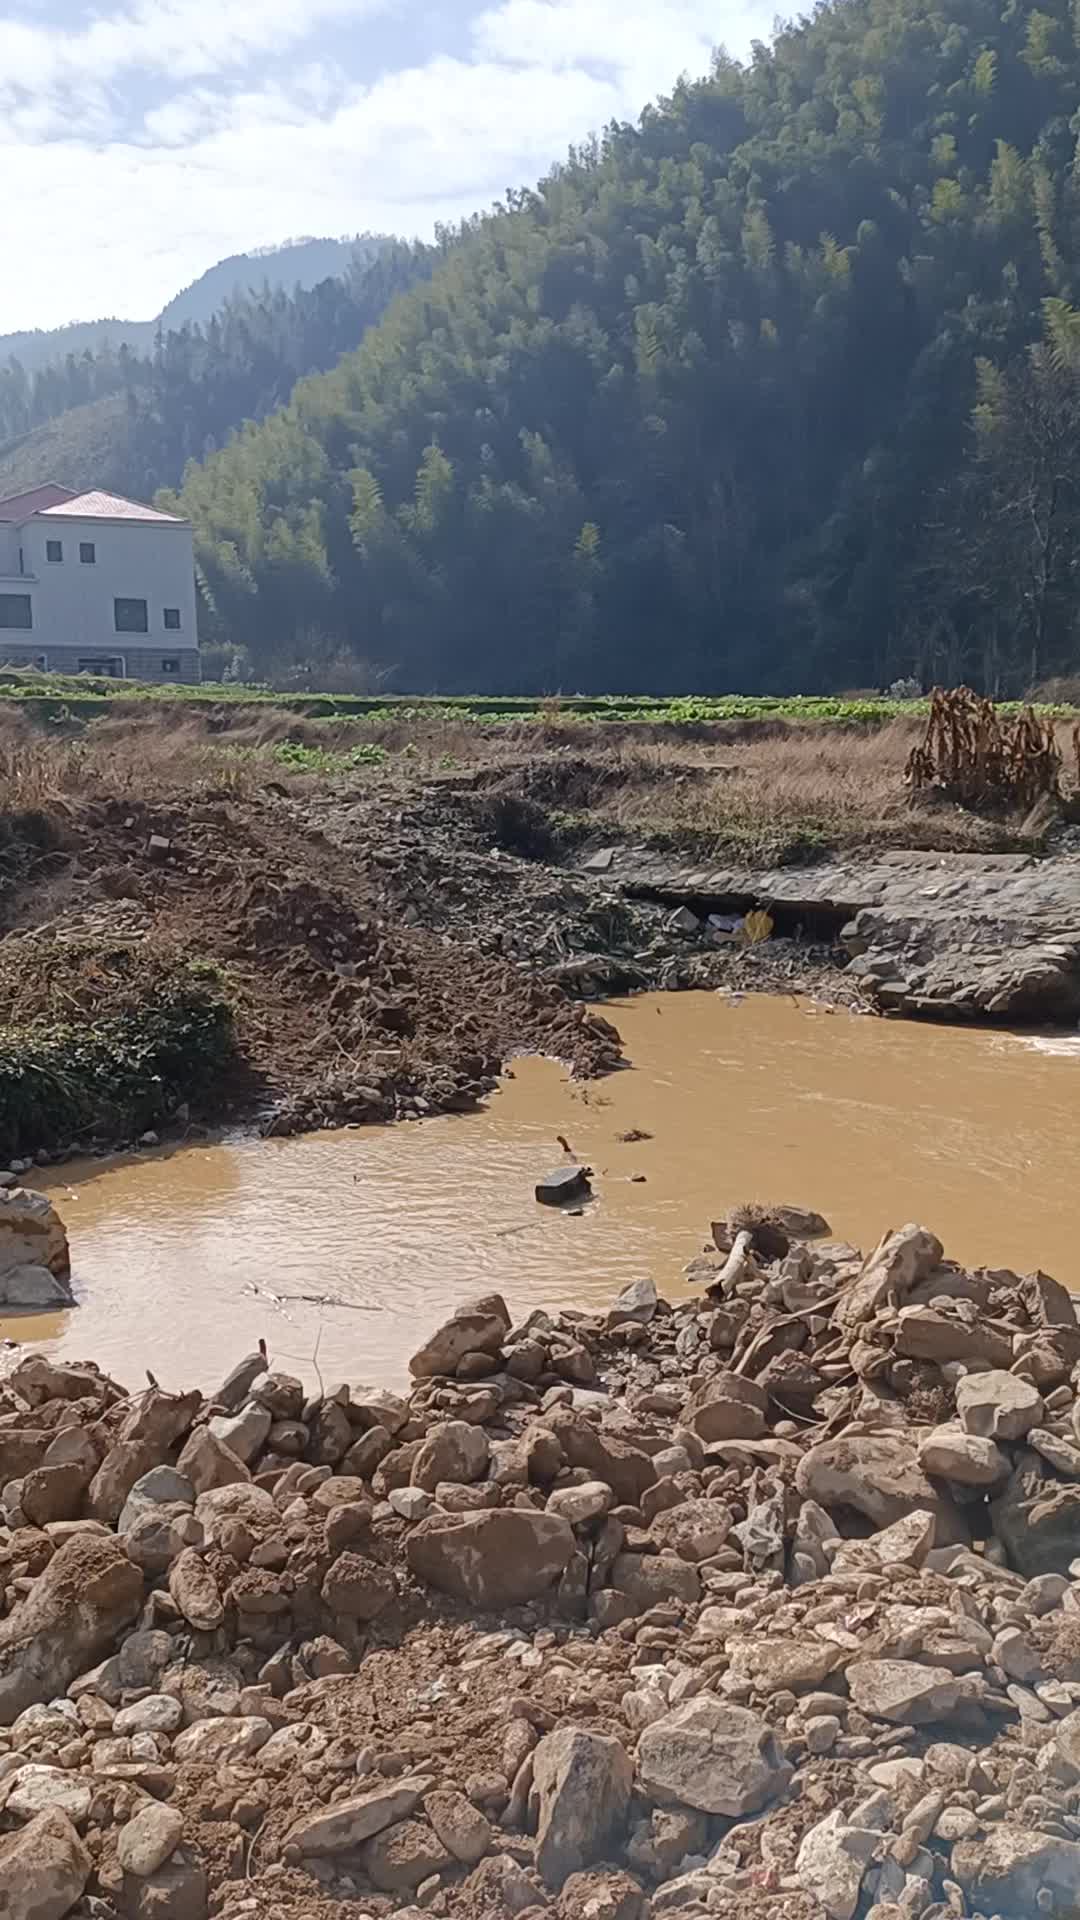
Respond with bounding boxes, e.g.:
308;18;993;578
906;685;1065;815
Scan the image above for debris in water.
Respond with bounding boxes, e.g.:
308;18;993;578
535;1165;593;1207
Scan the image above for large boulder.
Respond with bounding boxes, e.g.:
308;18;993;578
952;1825;1080;1917
541;1409;656;1506
0;1534;142;1725
918;1425;1009;1488
680;1373;767;1443
406;1509;574;1608
636;1699;791;1816
832;1225;943;1333
0;1807;90;1919
0;1265;74;1308
956;1370;1044;1441
795;1435;967;1542
847;1660;961;1725
409;1295;510;1378
410;1420;489;1493
0;1187;70;1281
288;1780;432;1855
991;1454;1080;1577
533;1728;633;1886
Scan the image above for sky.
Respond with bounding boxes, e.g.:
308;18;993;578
0;0;777;334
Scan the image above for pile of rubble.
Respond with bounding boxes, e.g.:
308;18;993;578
4;1207;1080;1920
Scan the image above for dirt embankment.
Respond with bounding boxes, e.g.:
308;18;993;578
1;1203;1080;1920
0;739;852;1158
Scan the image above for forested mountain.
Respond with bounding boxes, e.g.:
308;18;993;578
0;242;432;503
176;0;1080;695
0;236;383;374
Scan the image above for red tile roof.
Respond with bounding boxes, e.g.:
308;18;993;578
0;484;76;521
39;489;186;524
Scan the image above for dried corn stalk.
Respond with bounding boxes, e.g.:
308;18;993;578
906;687;1062;813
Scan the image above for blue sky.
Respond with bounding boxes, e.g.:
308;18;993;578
1;0;776;332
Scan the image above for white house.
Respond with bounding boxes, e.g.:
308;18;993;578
0;483;200;684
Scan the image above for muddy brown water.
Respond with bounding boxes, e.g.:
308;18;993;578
7;991;1080;1391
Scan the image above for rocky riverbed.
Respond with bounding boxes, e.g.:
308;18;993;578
3;1202;1080;1920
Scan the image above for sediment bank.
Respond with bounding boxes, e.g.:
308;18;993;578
2;1203;1080;1919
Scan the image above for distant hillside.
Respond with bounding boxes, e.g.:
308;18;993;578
0;240;435;507
0;236;383;375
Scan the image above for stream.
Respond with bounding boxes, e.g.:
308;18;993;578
8;990;1080;1390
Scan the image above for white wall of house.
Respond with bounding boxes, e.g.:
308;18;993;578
0;514;200;682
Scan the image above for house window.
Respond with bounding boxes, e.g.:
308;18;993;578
45;539;63;563
0;594;32;630
114;597;148;634
163;607;181;630
162;657;180;674
79;542;96;565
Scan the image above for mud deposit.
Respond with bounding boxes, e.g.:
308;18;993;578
9;992;1080;1390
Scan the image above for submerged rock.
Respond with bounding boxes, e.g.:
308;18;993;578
535;1165;592;1206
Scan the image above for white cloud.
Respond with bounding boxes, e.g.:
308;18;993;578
0;0;776;333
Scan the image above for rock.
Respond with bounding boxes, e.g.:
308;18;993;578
389;1486;433;1521
536;1166;592;1206
173;1716;271;1763
607;1279;658;1328
847;1661;961;1725
168;1549;224;1631
546;1482;614;1526
1049;1706;1080;1782
609;1552;701;1614
728;1638;845;1695
20;1463;89;1527
5;1766;93;1824
175;1426;250;1493
560;1869;643;1920
795;1435;967;1542
350;1386;409;1434
288;1779;432;1854
1029;1427;1080;1477
0;1186;70;1281
362;1820;453;1891
636;1699;791;1816
952;1824;1080;1916
0;1430;49;1482
193;1482;276;1545
121;1846;207;1920
88;1440;160;1525
409;1296;510;1379
681;1373;768;1443
410;1420;489;1492
542;1409;656;1505
893;1304;1014;1369
320;1552;394;1620
424;1788;494;1866
796;1809;880;1920
0;1807;90;1920
344;1425;393;1478
0;1264;75;1307
120;1387;200;1453
113;1695;183;1735
116;1802;185;1877
118;1468;196;1534
833;1225;943;1333
648;1498;732;1561
0;1533;142;1724
251;1371;304;1418
956;1369;1044;1441
406;1509;574;1608
207;1403;272;1464
124;1506;202;1574
918;1426;1009;1487
212;1348;268;1412
991;1455;1080;1577
532;1728;633;1886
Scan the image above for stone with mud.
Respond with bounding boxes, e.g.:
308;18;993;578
956;1368;1044;1441
795;1434;967;1542
917;1425;1009;1488
193;1482;277;1545
541;1408;656;1505
796;1808;880;1920
991;1454;1080;1576
0;1807;90;1920
423;1787;494;1866
5;1766;93;1824
321;1551;394;1620
410;1418;489;1492
123;1505;203;1574
832;1224;944;1333
847;1660;961;1724
637;1698;791;1815
408;1295;511;1379
546;1481;613;1526
533;1726;633;1886
168;1548;224;1631
207;1402;272;1464
406;1507;574;1608
0;1186;70;1281
118;1467;196;1534
121;1846;208;1920
176;1425;250;1493
211;1347;268;1412
647;1497;732;1561
116;1802;185;1877
680;1372;768;1443
606;1551;700;1617
20;1462;90;1528
362;1819;452;1892
288;1779;433;1855
952;1824;1080;1916
0;1532;142;1725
